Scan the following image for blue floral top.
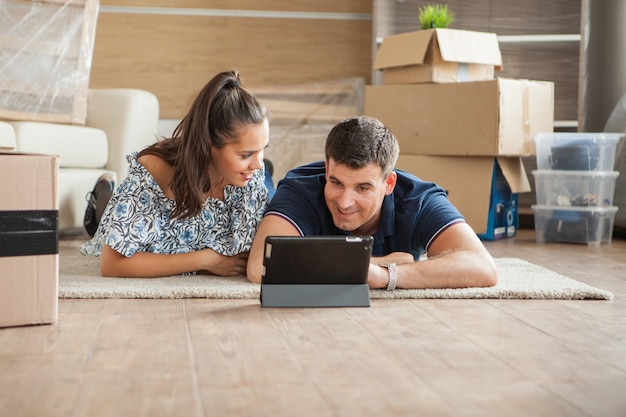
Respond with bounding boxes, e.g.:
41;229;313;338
80;152;269;260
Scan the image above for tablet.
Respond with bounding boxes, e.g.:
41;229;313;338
261;235;374;285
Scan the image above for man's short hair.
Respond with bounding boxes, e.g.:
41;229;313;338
325;116;400;177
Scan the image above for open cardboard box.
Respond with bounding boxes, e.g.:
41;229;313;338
365;78;554;156
0;152;59;328
374;28;503;84
396;155;531;240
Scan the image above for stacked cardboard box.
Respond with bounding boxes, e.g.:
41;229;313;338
365;28;555;240
0;153;59;328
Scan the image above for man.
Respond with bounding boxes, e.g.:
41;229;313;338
247;116;497;290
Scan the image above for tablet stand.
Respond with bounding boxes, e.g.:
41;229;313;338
260;284;370;307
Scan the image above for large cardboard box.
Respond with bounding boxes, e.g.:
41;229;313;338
396;155;531;240
365;78;554;156
0;153;59;328
374;28;503;84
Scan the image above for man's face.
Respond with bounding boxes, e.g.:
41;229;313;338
324;158;396;236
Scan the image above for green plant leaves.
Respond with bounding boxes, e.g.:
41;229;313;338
419;4;456;29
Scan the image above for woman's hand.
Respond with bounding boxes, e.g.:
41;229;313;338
197;249;249;276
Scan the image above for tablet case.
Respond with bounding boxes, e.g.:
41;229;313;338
261;235;373;307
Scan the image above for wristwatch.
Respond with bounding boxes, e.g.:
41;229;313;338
382;263;398;291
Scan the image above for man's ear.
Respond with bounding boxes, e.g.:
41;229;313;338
385;171;397;195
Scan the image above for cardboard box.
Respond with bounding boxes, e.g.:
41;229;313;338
396;155;531;240
365;78;554;156
374;28;503;84
0;153;59;328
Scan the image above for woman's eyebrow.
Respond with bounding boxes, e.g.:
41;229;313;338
241;142;270;153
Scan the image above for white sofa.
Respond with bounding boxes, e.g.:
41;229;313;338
0;89;160;231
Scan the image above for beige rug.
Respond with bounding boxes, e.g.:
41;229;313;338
58;241;614;300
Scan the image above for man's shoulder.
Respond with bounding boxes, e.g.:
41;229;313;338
393;168;440;195
275;161;326;192
394;167;421;182
267;161;330;234
284;160;325;179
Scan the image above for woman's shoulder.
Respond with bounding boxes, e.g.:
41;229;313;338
137;153;166;171
136;153;175;199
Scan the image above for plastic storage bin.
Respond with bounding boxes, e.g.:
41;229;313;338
532;170;619;207
534;132;623;171
531;205;618;245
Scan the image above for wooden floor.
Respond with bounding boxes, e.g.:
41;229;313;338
1;229;625;417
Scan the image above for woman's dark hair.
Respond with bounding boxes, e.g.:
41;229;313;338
139;70;268;219
325;116;399;177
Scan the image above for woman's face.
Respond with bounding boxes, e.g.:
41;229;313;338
210;119;270;188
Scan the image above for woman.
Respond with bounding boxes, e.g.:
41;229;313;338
80;70;270;278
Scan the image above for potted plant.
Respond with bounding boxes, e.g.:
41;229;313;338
418;4;455;29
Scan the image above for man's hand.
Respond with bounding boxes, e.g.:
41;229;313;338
369;252;414;289
371;252;415;266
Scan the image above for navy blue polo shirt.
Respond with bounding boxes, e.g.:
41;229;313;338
265;161;464;259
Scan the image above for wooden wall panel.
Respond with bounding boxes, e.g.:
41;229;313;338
90;2;373;118
498;42;580;122
101;0;371;14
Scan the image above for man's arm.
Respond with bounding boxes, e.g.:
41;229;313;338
369;222;498;289
246;214;301;283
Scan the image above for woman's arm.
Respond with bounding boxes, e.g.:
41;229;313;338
100;244;248;278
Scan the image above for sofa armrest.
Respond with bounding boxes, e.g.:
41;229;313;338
0;121;16;150
85;89;160;180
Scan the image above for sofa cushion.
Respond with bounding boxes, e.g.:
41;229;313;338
10;121;108;169
0;122;16;150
